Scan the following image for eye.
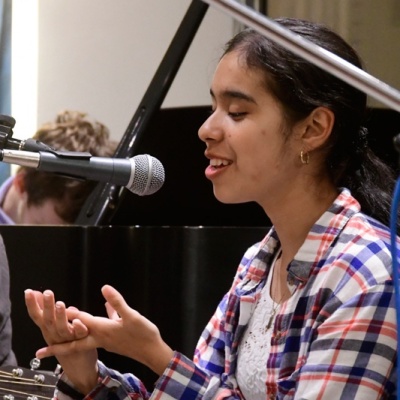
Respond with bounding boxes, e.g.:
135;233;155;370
228;112;247;120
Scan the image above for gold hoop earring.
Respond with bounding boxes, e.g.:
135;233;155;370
300;150;310;165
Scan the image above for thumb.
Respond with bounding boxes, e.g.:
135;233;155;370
65;306;81;320
101;285;131;318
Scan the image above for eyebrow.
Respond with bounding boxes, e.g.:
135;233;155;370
210;88;257;104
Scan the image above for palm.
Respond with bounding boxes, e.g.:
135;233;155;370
65;287;162;363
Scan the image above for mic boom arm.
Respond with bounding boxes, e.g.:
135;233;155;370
202;0;400;112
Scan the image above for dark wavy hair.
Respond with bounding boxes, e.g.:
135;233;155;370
223;18;396;227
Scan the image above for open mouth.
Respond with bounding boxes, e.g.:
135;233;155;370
210;158;231;168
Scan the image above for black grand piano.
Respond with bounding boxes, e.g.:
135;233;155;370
0;0;399;389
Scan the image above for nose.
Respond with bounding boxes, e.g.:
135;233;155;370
198;111;222;144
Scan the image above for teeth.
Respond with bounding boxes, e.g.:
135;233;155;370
210;158;230;167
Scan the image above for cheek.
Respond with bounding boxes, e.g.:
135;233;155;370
243;141;287;184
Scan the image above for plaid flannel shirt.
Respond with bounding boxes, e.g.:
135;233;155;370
56;188;397;400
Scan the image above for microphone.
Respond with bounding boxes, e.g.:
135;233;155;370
0;114;69;152
0;149;165;196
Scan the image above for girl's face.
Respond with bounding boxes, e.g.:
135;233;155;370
198;50;301;209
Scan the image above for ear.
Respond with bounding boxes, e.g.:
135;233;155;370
298;106;335;151
12;171;26;194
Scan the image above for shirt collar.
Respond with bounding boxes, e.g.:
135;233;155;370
288;187;360;282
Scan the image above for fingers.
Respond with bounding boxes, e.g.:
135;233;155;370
24;289;38;319
55;301;88;340
36;336;96;359
42;290;59;330
42;291;69;336
25;289;46;325
71;319;89;339
101;285;132;319
25;289;89;345
35;342;72;359
42;290;55;313
65;308;94;326
52;305;89;342
105;302;119;319
36;346;54;359
54;301;70;337
65;307;80;321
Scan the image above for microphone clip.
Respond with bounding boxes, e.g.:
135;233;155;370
47;150;93;160
0;114;16;150
0;114;89;155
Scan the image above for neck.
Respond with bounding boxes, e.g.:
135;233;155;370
270;252;290;303
267;180;338;267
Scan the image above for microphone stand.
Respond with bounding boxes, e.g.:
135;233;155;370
391;135;400;397
201;0;400;112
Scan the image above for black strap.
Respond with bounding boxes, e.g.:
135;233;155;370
56;378;85;400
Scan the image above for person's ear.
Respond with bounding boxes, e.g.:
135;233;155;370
12;171;26;194
298;106;335;152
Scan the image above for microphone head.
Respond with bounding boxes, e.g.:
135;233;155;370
129;154;165;195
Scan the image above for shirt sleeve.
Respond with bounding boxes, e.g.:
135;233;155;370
54;293;246;400
148;257;258;399
148;244;261;400
55;292;246;400
292;281;396;399
56;361;151;400
56;353;243;400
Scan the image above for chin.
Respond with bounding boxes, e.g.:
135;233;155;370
213;191;246;205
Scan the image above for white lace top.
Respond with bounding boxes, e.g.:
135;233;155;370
236;252;281;400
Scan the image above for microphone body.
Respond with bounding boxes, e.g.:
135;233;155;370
0;150;165;196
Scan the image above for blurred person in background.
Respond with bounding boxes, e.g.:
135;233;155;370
0;110;117;225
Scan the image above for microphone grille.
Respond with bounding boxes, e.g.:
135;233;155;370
130;154;165;196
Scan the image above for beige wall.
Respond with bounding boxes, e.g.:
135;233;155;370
13;1;399;143
16;1;235;141
268;0;400;108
